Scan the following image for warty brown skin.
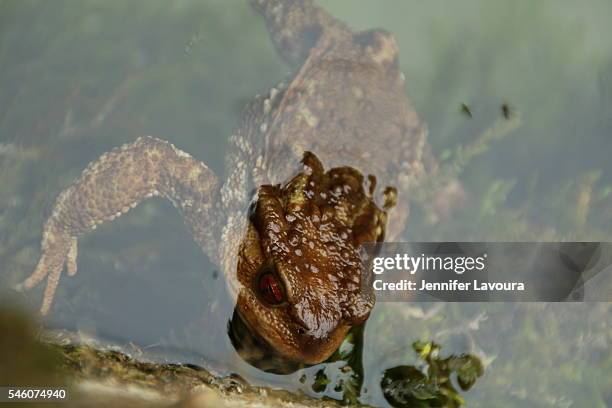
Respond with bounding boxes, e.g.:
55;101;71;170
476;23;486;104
18;0;437;366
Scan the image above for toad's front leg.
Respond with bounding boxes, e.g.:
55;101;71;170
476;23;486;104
17;136;220;315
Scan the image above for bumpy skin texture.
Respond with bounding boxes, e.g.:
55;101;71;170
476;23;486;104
236;153;395;364
20;0;435;365
17;137;220;315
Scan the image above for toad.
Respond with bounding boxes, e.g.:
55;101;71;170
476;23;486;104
18;0;444;368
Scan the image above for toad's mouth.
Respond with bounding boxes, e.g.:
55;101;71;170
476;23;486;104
228;308;304;374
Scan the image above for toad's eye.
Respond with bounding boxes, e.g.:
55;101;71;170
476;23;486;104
258;268;285;305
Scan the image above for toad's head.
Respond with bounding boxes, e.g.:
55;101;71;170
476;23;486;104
229;152;395;372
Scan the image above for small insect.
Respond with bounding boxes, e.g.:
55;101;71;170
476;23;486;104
501;103;513;119
459;103;473;118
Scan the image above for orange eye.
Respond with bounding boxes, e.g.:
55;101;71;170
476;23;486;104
258;271;285;305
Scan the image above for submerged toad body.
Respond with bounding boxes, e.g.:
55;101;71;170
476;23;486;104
19;0;441;367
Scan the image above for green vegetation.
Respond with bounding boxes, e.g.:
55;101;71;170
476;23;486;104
381;341;483;408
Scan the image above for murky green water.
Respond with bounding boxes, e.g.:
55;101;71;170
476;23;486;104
1;1;610;406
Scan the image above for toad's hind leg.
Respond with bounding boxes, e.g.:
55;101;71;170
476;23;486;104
17;136;221;315
250;0;351;69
